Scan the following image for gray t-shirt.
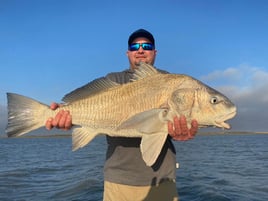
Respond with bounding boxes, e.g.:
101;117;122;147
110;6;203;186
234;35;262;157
103;68;177;186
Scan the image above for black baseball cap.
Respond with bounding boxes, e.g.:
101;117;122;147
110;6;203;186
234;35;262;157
128;29;155;46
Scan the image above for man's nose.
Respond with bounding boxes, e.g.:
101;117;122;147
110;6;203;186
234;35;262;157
137;46;144;53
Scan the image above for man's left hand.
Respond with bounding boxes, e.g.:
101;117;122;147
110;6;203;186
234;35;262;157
168;116;198;141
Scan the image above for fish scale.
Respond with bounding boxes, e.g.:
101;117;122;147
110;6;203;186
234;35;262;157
6;62;236;166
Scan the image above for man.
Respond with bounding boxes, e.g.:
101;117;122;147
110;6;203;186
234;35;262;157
46;29;198;201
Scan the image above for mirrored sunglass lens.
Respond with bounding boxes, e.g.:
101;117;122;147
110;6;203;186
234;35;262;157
129;43;140;51
129;43;154;51
142;43;153;50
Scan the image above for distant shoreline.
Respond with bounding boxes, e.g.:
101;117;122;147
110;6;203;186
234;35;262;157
0;134;72;138
0;131;268;139
198;131;268;135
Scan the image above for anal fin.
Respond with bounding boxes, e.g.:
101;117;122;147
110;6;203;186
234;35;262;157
72;127;98;151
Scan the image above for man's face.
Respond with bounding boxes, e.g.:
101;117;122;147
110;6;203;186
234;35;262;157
127;37;157;70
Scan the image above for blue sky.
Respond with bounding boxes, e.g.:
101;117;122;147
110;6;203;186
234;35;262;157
1;0;268;134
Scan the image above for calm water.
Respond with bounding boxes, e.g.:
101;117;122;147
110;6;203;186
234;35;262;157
0;134;267;201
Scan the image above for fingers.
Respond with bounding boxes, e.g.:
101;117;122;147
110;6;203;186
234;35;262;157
178;116;188;135
169;116;198;141
189;119;198;138
58;110;70;128
46;101;72;130
169;116;186;141
45;110;72;130
64;114;72;130
45;117;54;130
52;110;64;127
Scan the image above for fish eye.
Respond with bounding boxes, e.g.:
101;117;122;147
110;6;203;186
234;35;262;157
210;97;218;104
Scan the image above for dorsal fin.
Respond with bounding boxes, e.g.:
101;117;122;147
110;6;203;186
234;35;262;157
62;62;158;103
131;62;159;81
62;77;119;103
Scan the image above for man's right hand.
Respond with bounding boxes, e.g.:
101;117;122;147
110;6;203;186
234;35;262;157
45;102;72;130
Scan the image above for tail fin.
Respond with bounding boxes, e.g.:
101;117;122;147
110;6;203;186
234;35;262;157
6;93;49;137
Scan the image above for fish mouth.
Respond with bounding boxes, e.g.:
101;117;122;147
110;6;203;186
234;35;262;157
215;109;237;129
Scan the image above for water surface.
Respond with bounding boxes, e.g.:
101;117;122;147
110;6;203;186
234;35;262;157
0;134;267;201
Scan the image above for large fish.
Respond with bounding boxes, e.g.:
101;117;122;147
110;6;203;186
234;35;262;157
6;63;236;166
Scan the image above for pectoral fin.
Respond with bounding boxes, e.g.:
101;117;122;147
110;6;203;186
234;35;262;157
72;127;98;151
141;133;168;166
118;109;173;134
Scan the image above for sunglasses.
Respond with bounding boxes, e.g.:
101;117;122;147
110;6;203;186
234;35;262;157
128;43;155;51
